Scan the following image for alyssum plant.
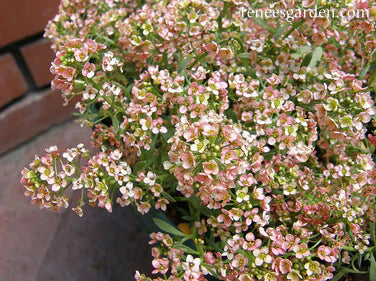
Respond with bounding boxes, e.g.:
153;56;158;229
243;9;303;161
21;0;376;280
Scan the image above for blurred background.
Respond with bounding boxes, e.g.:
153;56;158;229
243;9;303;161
0;1;152;280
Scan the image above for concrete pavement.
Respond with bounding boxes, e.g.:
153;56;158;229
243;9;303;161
0;121;152;281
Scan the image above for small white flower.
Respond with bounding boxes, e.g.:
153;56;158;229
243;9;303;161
63;149;77;162
250;39;264;52
143;171;156;186
191;139;209;153
119;182;134;198
110;149;122;161
163;161;173;170
45;146;58;153
62;164;75;176
236;187;249;203
182;255;201;272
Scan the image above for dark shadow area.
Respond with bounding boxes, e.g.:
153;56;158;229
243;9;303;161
36;195;153;281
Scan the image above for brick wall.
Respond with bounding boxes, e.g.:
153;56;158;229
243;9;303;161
0;0;76;155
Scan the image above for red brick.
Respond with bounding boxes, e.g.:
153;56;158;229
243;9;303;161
0;89;76;155
0;53;28;108
0;0;60;47
21;39;55;87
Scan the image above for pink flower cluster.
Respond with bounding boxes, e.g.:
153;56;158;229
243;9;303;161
22;145;168;217
21;144;88;212
20;0;376;280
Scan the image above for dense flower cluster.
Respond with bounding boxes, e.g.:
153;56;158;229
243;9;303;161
21;0;376;280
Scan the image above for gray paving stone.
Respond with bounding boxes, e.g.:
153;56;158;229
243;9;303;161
36;195;152;281
0;208;60;281
0;121;153;281
0;121;93;211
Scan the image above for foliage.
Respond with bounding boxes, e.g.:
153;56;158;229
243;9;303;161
21;0;376;280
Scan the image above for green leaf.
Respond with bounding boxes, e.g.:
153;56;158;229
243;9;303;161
125;82;134;96
227;108;239;122
253;18;275;33
188;195;217;218
174;243;199;255
133;161;146;173
238;53;251;60
332;267;368;281
111;114;120;132
342;246;356;251
238;53;252;72
162;52;168;66
205;237;223;252
149;134;158;151
145;153;159;167
274;24;288;41
371;222;376;244
182;215;192;221
359;60;371;80
370;255;376;281
292;45;311;59
153;217;187;236
162;191;176;203
308;46;323;68
332;269;347;281
178;56;193;73
161;125;174;142
202;265;222;280
301;52;313;67
283;20;304;39
371;71;376;91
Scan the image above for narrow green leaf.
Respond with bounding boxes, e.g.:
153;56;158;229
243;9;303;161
153;217;187;236
178;56;193;73
292;45;311;59
371;222;376;244
283;20;304;39
359;61;370;80
301;52;313;67
145;153;159;167
188;195;215;218
308;46;323;68
253;18;275;33
205;237;223;252
227;108;238;122
370;255;376;281
182;216;193;222
162;52;168;66
371;71;376;91
133;161;146;173
174;243;199;255
162;191;176;203
274;24;288;40
238;53;251;59
243;69;256;77
342;246;356;251
126;82;134;96
111;114;120;132
238;53;252;71
149;134;158;151
332;269;347;281
202;265;222;280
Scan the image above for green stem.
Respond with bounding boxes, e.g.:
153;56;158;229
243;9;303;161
309;239;322;251
101;95;125;112
112;81;132;99
95;31;116;46
188;52;208;69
